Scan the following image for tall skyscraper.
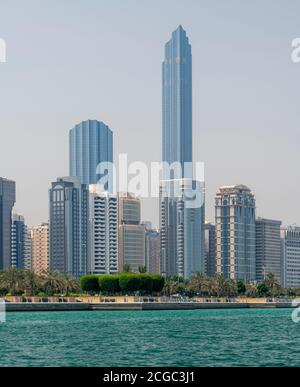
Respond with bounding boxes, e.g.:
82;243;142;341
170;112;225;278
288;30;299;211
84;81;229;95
162;25;192;179
160;27;205;279
69;120;113;186
31;223;49;275
215;185;256;281
88;185;118;275
118;193;145;273
11;214;32;270
204;222;216;277
281;226;300;288
255;217;282;283
49;177;88;278
0;178;16;270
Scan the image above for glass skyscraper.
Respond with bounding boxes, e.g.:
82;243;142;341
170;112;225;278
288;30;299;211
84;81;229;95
69;120;113;186
49;176;88;278
0;178;16;270
160;27;205;279
162;25;192;179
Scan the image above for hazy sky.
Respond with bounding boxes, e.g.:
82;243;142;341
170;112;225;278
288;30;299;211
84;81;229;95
0;0;299;228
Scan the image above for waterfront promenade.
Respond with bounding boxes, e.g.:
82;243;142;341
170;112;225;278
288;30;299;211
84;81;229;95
2;296;294;312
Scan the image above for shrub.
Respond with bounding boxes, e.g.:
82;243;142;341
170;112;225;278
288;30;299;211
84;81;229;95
119;274;142;293
80;275;100;292
139;274;154;293
151;275;165;293
99;275;120;294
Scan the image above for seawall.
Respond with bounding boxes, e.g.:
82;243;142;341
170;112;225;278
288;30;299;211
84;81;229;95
3;302;294;312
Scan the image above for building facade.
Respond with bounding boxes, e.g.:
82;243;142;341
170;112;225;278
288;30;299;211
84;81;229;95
215;185;256;281
281;227;300;288
11;214;32;270
49;177;88;278
88;185;118;275
160;179;205;279
0;178;16;270
31;223;49;275
69;120;113;187
145;226;161;274
255;217;282;283
204;222;216;277
118;193;145;273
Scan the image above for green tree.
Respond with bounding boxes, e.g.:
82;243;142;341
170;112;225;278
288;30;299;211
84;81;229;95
257;283;269;296
80;274;100;293
123;264;131;273
99;275;120;295
24;270;42;296
237;280;246;295
138;266;147;274
0;268;25;295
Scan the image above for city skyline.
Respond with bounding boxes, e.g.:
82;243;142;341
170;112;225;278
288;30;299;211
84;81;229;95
0;1;300;230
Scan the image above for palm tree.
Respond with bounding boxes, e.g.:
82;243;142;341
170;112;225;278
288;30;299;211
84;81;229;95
265;273;281;296
187;273;209;296
245;281;258;297
138;266;147;274
0;268;25;295
24;270;42;296
62;276;80;295
123;264;131;273
41;271;65;296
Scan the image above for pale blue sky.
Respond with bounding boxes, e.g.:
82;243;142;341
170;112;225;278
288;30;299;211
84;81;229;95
0;0;299;227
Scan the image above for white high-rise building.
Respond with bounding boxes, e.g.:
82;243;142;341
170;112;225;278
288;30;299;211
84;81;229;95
215;185;256;281
281;226;300;288
88;185;118;275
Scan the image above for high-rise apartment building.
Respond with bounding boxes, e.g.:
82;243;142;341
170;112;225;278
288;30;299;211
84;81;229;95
255;217;282;283
0;178;16;270
204;222;216;277
144;225;161;274
88;185;118;275
215;185;256;281
49;177;88;278
281;227;300;288
118;193;145;273
69;120;113;187
31;223;49;275
11;214;32;270
160;179;205;279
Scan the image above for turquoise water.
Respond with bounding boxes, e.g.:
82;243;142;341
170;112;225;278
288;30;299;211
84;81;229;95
0;308;299;366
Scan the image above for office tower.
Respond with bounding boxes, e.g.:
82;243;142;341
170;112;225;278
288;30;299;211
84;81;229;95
255;218;282;283
31;223;49;276
162;25;192;179
49;177;88;278
88;185;118;275
118;193;145;273
69;120;113;187
281;227;300;288
204;222;216;277
0;178;16;270
160;179;205;279
215;185;256;281
160;27;205;279
144;225;161;274
11;214;32;270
